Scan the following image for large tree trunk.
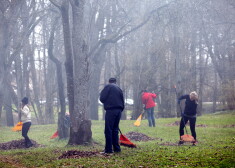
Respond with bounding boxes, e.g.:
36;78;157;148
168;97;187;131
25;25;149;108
4;75;14;126
30;48;44;124
89;52;105;120
87;3;105;120
60;0;74;123
68;0;92;145
43;19;56;125
60;1;75;141
0;6;13;126
44;59;56;124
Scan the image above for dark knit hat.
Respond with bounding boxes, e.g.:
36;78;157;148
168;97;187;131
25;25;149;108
109;78;116;83
21;97;29;104
141;89;147;93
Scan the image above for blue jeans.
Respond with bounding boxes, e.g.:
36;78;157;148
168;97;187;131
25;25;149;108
146;107;155;127
104;109;122;153
22;122;33;147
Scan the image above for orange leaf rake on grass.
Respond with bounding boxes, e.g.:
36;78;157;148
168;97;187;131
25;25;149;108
119;129;136;148
134;111;144;127
12;122;23;132
50;130;59;139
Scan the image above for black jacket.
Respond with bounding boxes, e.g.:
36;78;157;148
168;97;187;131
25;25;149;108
178;95;197;116
100;83;124;111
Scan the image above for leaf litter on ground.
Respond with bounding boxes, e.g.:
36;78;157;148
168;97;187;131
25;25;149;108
0;139;44;150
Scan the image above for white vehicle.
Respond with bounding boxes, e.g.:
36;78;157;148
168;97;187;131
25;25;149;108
125;99;134;105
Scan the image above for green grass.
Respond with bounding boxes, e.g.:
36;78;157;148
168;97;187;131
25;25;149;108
0;111;235;168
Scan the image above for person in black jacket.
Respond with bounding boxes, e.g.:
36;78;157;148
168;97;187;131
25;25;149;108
178;91;198;144
100;78;125;154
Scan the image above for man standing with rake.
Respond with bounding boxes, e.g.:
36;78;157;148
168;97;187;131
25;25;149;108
100;78;125;154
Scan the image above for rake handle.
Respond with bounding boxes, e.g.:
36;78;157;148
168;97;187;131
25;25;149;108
118;128;123;135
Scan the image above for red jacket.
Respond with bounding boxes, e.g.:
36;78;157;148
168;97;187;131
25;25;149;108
142;92;157;109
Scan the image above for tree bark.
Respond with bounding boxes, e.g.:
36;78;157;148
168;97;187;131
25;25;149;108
29;47;44;124
60;0;75;124
68;0;92;145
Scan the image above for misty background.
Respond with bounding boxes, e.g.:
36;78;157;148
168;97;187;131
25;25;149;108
0;0;234;144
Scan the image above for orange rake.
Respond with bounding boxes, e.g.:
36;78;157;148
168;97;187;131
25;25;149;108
50;130;59;139
119;129;136;148
12;122;23;132
134;112;144;127
180;134;195;142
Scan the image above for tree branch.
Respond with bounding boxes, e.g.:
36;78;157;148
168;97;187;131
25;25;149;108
48;16;61;65
49;0;61;9
89;0;175;57
8;13;47;65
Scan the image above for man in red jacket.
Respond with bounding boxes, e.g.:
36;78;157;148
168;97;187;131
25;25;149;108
141;90;157;127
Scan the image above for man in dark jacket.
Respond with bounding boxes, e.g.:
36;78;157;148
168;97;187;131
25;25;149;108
100;78;125;154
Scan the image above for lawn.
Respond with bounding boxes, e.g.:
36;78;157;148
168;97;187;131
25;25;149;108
0;111;234;168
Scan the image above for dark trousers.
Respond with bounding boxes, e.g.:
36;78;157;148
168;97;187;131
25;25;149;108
22;122;32;147
104;109;122;153
146;107;155;127
179;116;197;140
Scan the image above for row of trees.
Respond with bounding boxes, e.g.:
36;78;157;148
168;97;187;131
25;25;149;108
0;0;234;145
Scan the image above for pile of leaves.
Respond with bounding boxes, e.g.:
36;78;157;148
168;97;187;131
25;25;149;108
58;150;101;159
223;124;235;128
124;132;155;141
0;139;43;150
166;121;207;127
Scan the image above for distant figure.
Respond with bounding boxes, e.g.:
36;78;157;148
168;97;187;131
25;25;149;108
64;112;70;128
141;90;157;127
100;78;125;154
20;97;33;148
178;91;198;144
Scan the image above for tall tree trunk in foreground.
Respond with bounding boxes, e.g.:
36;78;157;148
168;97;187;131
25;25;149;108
68;0;92;145
50;0;76;140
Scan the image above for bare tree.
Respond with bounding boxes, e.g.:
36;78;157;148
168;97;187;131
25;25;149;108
48;14;68;138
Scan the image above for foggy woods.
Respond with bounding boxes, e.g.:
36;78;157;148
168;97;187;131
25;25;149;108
0;0;234;145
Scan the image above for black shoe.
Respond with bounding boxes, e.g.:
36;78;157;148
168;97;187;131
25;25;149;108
178;140;184;145
192;140;198;146
26;143;33;148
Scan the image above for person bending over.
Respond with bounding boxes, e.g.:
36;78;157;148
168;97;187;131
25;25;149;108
178;91;198;145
